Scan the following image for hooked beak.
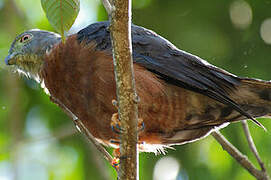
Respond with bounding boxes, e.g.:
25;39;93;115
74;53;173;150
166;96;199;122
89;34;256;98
5;52;17;65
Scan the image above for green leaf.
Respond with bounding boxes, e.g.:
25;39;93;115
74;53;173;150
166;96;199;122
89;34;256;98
41;0;80;41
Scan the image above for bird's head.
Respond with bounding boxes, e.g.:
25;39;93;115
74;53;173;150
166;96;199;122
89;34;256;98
5;29;61;81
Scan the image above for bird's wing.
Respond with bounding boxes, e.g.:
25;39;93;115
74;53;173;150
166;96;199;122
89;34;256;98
77;21;262;126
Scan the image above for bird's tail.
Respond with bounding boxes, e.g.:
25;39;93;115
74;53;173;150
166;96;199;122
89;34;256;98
232;78;271;122
161;77;271;145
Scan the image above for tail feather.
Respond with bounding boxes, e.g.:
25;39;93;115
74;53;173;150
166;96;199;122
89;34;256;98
232;78;271;130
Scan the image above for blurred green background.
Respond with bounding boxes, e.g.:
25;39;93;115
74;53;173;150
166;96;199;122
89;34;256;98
0;0;271;179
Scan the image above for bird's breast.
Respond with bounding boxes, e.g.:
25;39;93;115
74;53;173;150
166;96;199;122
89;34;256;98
40;36;230;149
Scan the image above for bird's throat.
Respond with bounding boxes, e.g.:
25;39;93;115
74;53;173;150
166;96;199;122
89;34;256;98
14;54;44;82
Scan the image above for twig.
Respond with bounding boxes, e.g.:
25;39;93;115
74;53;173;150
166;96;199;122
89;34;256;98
212;131;268;180
242;121;269;179
102;0;113;16
109;0;139;179
50;96;114;164
242;121;265;169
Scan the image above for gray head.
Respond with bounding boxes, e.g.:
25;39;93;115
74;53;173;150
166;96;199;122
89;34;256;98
5;29;61;80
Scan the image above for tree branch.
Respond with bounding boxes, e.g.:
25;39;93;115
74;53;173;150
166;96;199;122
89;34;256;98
212;131;269;180
241;121;270;179
109;0;139;179
101;0;113;16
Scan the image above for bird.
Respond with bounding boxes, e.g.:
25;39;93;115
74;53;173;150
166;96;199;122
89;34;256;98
4;21;271;153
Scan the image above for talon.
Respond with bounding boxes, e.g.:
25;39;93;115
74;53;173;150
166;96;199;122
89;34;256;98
111;124;123;134
113;148;121;158
137;118;145;133
111;148;120;170
109;139;120;144
111;157;120;170
111;113;123;134
112;99;118;108
111;99;145;135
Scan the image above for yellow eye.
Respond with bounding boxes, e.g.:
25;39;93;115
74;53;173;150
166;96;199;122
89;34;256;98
20;34;32;43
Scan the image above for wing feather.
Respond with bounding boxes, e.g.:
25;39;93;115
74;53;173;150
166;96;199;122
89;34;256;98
77;21;264;128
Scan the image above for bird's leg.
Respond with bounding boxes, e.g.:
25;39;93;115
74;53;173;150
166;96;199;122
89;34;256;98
110;99;145;134
110;99;144;170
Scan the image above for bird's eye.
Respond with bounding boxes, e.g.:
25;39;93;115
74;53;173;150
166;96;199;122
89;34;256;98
20;34;32;43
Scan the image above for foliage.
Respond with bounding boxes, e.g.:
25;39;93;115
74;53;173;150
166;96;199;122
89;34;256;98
41;0;80;40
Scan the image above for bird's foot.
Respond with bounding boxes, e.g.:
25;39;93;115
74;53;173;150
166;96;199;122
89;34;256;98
110;112;145;134
112;99;118;108
111;148;121;170
137;118;145;132
111;157;120;170
109;141;146;170
111;100;122;134
111;113;123;134
111;99;145;134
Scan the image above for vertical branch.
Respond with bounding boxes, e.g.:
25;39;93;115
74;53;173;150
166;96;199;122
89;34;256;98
109;0;139;179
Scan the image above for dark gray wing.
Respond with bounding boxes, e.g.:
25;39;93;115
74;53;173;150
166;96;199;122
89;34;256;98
77;21;261;126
